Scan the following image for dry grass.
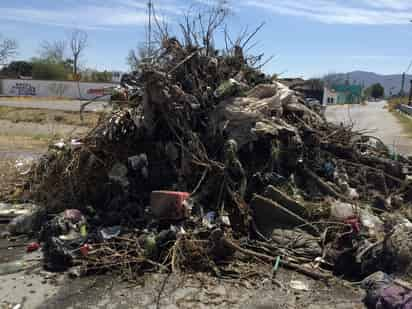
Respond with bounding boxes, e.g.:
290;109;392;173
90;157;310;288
0;135;48;201
0;135;48;150
0;106;100;127
392;111;412;138
387;97;409;111
0;159;22;201
387;97;412;138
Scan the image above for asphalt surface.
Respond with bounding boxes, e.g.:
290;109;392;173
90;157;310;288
0;99;108;112
325;100;412;155
0;99;370;308
0;237;364;309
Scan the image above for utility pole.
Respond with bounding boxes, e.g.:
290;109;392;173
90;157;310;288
401;61;412;96
401;73;406;96
409;80;412;106
147;0;153;57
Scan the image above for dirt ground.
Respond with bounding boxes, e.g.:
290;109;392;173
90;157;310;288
0;106;100;127
0;105;94;200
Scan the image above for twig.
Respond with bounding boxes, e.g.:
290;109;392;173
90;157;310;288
303;166;349;201
191;168;208;195
79;94;107;121
168;51;198;75
221;237;331;280
339;159;404;184
356;240;384;263
256;54;275;70
156;272;171;309
241;22;265;49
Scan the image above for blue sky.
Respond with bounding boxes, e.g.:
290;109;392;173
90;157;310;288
1;0;412;78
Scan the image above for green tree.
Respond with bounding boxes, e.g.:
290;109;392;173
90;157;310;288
32;59;68;80
366;83;384;99
1;61;32;77
91;70;112;82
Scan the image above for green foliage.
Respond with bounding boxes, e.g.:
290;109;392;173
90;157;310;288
31;59;69;80
81;70;113;82
0;61;32;77
91;71;113;82
365;83;385;99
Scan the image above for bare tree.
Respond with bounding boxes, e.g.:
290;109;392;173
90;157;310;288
126;44;150;71
179;0;230;54
69;30;88;76
39;40;67;63
0;36;18;65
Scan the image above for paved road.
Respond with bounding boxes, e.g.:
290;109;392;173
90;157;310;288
325;100;412;155
0;99;109;112
0;235;363;308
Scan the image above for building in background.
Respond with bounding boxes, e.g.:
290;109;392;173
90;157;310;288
279;78;324;103
323;84;362;105
111;71;123;83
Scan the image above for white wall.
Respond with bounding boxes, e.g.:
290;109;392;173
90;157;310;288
0;79;118;100
323;87;338;105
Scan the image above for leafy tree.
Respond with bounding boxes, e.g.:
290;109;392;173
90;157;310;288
91;70;112;82
32;59;68;80
366;83;384;99
1;61;32;77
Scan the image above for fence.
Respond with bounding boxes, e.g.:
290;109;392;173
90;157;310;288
397;104;412;116
0;79;118;100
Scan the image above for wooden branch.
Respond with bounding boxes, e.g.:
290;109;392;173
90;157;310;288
241;22;265;49
303;166;349;202
221;236;331;280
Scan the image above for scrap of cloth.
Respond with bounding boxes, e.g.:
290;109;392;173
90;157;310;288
365;285;412;309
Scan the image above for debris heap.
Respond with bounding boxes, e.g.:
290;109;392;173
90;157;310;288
20;37;412;285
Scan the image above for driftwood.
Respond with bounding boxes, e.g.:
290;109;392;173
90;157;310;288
303;167;350;202
251;194;318;236
263;185;308;218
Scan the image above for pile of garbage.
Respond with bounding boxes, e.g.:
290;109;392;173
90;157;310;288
8;33;412;303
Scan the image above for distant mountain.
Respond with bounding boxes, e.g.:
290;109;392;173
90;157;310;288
324;71;412;96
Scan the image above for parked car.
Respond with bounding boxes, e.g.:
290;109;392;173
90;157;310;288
305;97;321;107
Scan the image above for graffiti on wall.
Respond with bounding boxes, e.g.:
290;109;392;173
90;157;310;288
10;82;36;96
1;79;115;100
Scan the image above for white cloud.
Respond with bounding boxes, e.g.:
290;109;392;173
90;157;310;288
361;0;412;10
0;1;179;30
243;0;412;25
115;0;182;14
